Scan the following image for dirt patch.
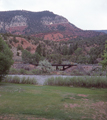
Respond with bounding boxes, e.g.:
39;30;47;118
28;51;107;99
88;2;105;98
0;116;19;120
44;33;64;41
91;101;107;120
70;97;75;100
15;37;37;53
81;100;107;120
64;103;80;108
0;115;54;120
83;99;89;102
82;66;93;72
70;104;80;108
78;94;88;97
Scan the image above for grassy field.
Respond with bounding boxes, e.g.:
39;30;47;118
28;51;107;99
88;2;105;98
0;83;107;120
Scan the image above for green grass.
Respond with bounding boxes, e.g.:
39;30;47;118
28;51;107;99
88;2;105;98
0;83;107;120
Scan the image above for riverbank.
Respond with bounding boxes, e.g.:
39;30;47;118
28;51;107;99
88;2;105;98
8;75;73;85
10;64;106;76
7;75;107;86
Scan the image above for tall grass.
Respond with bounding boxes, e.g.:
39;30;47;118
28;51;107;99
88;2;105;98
45;76;107;88
3;76;37;85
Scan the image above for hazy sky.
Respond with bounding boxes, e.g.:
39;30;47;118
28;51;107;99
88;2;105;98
0;0;107;30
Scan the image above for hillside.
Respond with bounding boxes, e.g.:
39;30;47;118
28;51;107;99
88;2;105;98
0;10;104;41
0;10;107;66
1;33;107;66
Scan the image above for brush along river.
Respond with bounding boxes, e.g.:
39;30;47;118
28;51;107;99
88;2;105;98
8;75;75;85
8;75;106;86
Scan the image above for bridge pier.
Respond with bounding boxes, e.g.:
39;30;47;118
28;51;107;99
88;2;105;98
63;66;65;71
56;66;58;70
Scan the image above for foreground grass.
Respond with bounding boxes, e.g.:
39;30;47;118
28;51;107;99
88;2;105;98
0;83;107;120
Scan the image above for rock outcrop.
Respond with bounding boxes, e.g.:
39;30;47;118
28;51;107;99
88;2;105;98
0;10;104;40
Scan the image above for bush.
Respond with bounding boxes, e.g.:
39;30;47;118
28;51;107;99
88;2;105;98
19;69;27;74
31;69;42;75
9;68;19;74
38;60;54;73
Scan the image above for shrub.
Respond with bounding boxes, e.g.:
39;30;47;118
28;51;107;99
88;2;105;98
31;69;42;75
9;68;19;74
19;69;27;74
38;60;54;73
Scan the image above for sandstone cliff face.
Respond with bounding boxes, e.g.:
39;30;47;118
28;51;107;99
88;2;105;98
0;10;105;39
0;15;27;30
41;16;68;25
0;10;70;35
0;15;28;35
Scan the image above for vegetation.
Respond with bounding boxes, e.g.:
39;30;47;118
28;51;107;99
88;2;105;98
1;33;107;66
22;50;42;64
45;76;107;88
0;36;13;82
100;41;107;71
38;59;54;73
9;68;43;75
0;83;107;120
35;34;107;64
3;76;37;84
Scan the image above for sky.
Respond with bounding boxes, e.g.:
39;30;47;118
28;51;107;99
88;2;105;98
0;0;107;30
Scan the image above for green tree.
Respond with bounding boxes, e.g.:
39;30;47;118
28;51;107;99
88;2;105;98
0;37;13;81
47;54;62;64
36;44;42;56
68;45;73;55
100;41;107;70
62;45;68;55
75;48;82;56
89;47;100;64
22;50;42;64
22;50;32;64
74;48;82;62
31;52;41;64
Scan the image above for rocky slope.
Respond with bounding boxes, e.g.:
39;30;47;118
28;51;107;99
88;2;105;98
0;10;104;41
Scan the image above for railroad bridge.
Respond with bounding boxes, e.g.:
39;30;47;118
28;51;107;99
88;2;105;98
52;64;77;70
35;64;77;71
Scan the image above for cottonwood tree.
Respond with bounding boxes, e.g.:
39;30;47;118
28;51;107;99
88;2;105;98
0;37;13;81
